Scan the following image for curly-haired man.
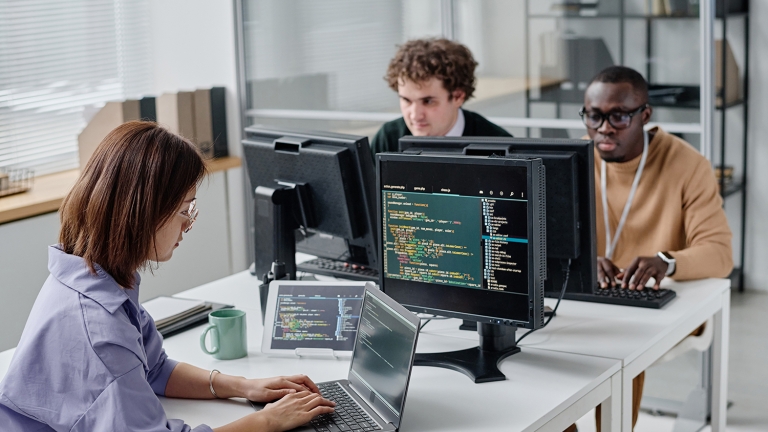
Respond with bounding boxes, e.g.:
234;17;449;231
370;38;511;158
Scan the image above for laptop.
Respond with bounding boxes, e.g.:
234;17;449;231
251;284;421;432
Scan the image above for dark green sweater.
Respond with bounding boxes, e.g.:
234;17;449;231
369;109;512;159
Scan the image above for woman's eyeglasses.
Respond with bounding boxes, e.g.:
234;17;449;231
579;103;649;130
179;199;198;233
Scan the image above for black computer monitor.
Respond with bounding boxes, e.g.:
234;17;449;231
242;126;378;281
377;153;547;383
398;136;598;300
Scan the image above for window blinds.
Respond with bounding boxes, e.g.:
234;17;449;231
0;0;152;176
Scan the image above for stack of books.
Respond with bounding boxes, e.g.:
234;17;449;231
142;296;231;337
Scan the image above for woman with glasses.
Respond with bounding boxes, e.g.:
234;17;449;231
0;121;335;432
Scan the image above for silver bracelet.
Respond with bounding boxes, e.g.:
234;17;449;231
209;369;221;398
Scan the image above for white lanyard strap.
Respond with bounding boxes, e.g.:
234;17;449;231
601;130;649;260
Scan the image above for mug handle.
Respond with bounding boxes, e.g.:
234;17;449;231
200;324;219;355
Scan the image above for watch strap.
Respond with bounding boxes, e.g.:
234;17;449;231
657;251;676;276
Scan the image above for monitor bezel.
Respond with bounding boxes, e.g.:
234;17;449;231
375;153;544;329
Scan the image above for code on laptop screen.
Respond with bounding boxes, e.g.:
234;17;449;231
349;290;418;417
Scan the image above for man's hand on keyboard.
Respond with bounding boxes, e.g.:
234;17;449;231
618;256;669;291
597;256;622;288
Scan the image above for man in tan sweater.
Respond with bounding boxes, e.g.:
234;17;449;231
569;66;733;431
587;66;732;290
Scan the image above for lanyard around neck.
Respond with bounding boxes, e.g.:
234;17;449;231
601;130;649;260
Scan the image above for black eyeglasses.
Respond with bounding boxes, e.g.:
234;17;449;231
579;103;649;130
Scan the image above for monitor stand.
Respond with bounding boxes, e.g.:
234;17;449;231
253;182;315;282
414;323;520;383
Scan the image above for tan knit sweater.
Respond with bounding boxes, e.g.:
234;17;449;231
594;127;733;280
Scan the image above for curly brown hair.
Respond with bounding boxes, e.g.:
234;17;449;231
385;38;477;100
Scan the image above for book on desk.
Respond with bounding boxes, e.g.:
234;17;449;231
142;296;233;337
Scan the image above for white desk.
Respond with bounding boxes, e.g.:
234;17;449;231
0;271;622;432
421;278;731;432
169;271;622;431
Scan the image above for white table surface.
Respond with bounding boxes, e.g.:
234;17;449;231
169;271;622;431
0;271;622;432
421;278;728;365
416;277;731;432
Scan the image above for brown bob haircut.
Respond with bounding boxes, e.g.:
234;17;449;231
60;121;207;288
385;38;477;100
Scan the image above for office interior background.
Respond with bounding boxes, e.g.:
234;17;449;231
0;0;765;430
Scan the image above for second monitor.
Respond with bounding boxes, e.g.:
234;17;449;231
377;153;546;382
242;126;379;282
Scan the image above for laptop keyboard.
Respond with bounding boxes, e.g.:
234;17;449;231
311;382;383;432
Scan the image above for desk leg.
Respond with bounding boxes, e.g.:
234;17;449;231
600;371;622;432
711;290;730;431
621;369;633;432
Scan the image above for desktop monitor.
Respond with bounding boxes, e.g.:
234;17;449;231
242;126;378;281
398;136;598;301
377;152;547;382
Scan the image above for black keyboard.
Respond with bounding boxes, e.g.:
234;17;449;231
311;382;382;432
297;258;379;282
562;286;677;309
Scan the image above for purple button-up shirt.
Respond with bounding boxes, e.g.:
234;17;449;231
0;246;213;432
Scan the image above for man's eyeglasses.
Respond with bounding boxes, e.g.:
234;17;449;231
579;103;649;130
179;199;198;233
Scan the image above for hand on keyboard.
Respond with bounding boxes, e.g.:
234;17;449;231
312;383;382;432
618;255;670;290
243;374;322;403
260;391;336;431
598;255;669;290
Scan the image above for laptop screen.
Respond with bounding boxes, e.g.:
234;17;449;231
349;290;418;418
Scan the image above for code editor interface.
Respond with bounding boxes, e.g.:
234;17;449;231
270;285;364;350
382;162;530;296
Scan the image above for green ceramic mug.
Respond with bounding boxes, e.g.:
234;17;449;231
199;309;248;360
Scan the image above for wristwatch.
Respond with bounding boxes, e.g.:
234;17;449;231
657;251;676;276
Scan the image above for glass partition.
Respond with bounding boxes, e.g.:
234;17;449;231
237;0;712;146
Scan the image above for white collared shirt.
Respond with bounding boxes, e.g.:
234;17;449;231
445;108;465;137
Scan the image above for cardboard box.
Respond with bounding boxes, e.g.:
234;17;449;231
715;39;741;108
157;91;196;143
77;98;156;169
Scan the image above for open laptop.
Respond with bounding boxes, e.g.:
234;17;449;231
251;284;421;432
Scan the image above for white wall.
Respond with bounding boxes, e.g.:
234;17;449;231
137;171;235;303
0;0;249;350
0;170;237;351
149;0;248;274
744;2;768;292
0;213;60;351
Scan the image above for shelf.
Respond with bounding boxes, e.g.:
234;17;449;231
528;12;748;20
0;156;242;225
648;98;744;110
720;181;744;198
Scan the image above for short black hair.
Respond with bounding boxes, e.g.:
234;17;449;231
589;66;648;100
